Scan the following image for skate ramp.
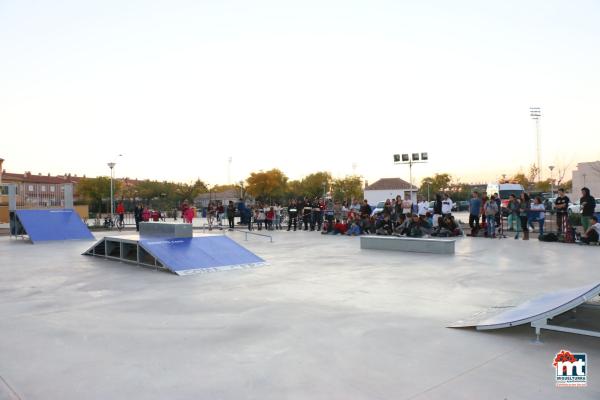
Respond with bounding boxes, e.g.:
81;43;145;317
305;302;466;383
14;209;94;243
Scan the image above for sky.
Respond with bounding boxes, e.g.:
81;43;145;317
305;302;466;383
1;0;599;187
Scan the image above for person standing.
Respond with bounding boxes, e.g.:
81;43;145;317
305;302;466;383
287;199;298;231
226;201;236;230
468;191;482;235
134;203;142;231
508;194;521;239
580;187;596;233
554;188;570;233
519;192;531;240
325;198;335;233
484;195;499;238
116;201;125;226
531;196;546;236
441;193;453;216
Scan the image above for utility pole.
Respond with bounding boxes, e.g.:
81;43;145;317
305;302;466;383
530;107;542;182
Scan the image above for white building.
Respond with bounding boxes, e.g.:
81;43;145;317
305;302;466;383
572;161;600;197
363;178;417;206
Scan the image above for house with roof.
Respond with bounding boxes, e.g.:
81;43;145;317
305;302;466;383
363;178;417;206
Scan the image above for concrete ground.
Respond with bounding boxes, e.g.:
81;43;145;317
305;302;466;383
1;230;599;399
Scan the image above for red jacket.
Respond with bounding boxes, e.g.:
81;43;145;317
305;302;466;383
116;203;125;215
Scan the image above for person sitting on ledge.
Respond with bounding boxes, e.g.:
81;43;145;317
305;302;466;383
375;213;393;235
580;215;600;244
393;214;409;236
405;214;432;237
433;215;460;237
332;219;348;235
346;215;362;236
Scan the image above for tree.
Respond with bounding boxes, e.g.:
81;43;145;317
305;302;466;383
300;171;332;199
418;173;452;200
528;164;540;184
534;179;552;193
331;175;363;202
285;180;304;200
77;176;121;213
246;169;288;202
510;173;530;189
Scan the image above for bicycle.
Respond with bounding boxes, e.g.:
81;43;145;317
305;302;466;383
103;214;124;231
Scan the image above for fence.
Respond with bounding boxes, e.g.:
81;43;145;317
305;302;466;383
3;183;73;210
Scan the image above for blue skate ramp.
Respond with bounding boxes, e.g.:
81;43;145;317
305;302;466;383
15;209;94;243
139;235;265;275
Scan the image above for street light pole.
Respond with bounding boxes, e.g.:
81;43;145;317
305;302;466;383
107;162;116;216
530;107;542;182
548;165;555;196
394;152;428;200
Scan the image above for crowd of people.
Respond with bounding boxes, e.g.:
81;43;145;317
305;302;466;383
467;186;598;244
121;186;599;245
239;195;461;238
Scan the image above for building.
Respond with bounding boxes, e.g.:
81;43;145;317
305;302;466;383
572;161;600;197
363;178;416;206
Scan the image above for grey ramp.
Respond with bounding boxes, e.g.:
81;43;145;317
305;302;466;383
450;282;600;329
360;235;455;254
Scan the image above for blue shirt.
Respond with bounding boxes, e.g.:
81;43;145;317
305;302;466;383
469;198;482;216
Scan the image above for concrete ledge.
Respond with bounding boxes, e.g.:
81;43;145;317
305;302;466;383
360;235;455;254
139;222;193;238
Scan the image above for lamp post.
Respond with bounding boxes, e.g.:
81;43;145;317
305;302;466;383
530;107;542;182
393;152;428;200
548;165;555;196
107;162;115;216
583;173;587;187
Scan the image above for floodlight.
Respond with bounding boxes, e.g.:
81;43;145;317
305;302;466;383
412;153;419;161
402;154;409;162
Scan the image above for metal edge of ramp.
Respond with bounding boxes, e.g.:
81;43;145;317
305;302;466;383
448;283;600;339
138;236;266;276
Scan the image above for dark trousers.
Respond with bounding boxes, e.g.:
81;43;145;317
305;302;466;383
288;216;297;230
520;216;529;232
469;214;480;230
314;211;323;231
135;217;140;231
557;213;567;233
303;213;310;230
228;216;234;229
582;230;599;244
326;214;334;232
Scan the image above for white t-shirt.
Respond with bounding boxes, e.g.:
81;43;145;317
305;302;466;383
417;201;429;216
441;198;453;214
530;203;545;219
591;222;600;236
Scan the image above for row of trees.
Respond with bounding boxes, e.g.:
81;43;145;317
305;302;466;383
418;167;573;202
77;178;208;213
245;169;364;203
76;170;365;212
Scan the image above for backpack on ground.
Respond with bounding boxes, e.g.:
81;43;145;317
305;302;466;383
538;232;558;242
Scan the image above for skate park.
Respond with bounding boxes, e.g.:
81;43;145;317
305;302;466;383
1;222;599;399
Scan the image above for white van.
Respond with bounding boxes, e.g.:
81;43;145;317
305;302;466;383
486;183;525;208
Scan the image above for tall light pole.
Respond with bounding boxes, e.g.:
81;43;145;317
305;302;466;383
530;107;542;182
548;165;555;196
393;152;428;199
107;162;115;216
227;156;232;184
